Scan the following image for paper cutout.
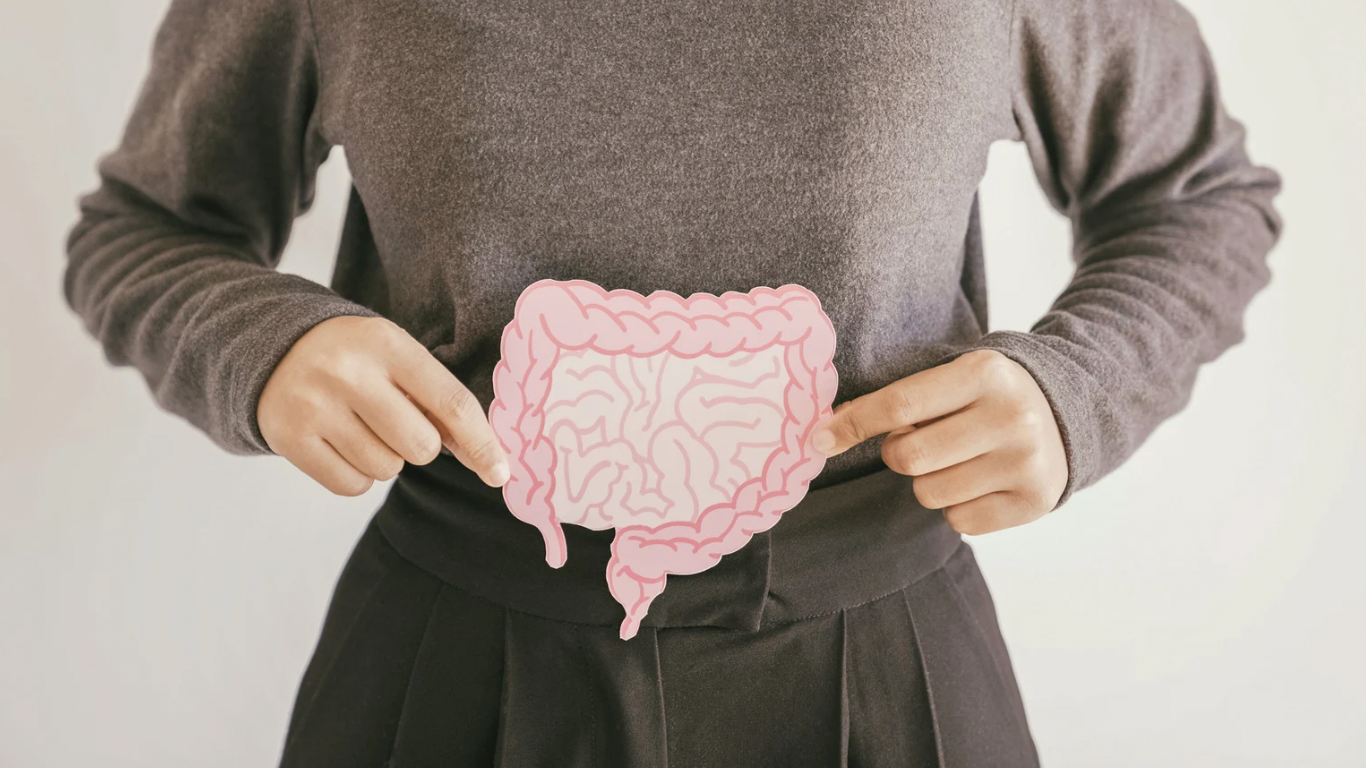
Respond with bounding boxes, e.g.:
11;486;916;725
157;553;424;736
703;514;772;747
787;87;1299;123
489;279;838;639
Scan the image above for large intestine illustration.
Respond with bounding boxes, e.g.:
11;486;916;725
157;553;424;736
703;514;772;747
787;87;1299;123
489;279;838;639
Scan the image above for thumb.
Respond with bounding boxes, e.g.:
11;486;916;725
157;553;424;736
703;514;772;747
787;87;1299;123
810;359;983;457
809;389;907;458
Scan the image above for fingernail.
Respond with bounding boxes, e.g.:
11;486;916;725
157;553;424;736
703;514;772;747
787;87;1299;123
811;428;836;455
487;461;511;487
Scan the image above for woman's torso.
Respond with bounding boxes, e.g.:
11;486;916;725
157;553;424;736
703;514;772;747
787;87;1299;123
310;0;1019;486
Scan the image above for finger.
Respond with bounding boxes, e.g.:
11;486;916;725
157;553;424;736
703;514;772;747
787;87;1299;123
443;420;510;488
409;397;455;452
942;491;1044;537
408;398;509;489
319;411;407;481
283;436;375;497
881;404;1002;476
910;451;1014;510
812;360;983;457
347;376;445;466
389;349;509;485
412;387;509;489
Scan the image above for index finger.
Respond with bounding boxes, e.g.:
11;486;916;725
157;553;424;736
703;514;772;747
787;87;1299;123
811;357;983;457
388;339;510;485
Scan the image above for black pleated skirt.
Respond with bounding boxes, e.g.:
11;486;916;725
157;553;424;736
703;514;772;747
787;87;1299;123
277;457;1039;767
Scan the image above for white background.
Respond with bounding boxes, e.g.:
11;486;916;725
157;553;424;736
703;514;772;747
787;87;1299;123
1;1;1362;765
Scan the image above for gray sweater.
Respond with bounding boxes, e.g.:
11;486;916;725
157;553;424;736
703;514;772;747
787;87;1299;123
65;0;1282;505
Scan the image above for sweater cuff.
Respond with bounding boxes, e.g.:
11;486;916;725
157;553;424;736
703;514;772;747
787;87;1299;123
933;330;1102;509
221;278;382;456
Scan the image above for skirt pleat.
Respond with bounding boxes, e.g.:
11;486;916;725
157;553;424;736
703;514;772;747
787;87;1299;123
899;546;1039;767
843;584;941;767
279;519;1038;768
656;613;847;767
278;527;445;767
388;584;505;765
492;611;668;767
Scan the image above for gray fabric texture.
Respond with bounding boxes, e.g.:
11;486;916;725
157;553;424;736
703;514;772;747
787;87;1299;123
65;0;1282;505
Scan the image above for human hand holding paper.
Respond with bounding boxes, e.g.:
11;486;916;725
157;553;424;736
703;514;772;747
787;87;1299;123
257;316;511;496
810;349;1068;536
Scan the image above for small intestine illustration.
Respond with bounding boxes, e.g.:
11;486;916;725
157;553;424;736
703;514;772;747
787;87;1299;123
489;279;838;639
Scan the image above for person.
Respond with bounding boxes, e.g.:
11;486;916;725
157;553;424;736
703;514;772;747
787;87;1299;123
64;0;1281;765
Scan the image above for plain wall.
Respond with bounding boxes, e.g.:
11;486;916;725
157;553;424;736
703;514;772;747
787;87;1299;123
1;1;1362;765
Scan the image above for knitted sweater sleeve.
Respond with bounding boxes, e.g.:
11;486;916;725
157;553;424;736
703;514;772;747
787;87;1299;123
958;0;1284;505
64;0;379;455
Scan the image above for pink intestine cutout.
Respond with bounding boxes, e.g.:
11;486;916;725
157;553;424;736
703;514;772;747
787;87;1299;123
489;279;838;640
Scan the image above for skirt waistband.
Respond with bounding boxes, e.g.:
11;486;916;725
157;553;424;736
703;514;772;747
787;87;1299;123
373;453;963;631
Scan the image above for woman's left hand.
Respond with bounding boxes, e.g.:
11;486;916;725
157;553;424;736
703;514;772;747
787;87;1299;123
810;349;1068;535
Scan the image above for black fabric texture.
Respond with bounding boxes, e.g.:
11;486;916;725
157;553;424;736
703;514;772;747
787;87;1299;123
279;461;1039;767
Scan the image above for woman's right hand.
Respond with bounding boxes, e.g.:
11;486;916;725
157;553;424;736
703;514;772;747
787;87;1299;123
257;315;510;496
